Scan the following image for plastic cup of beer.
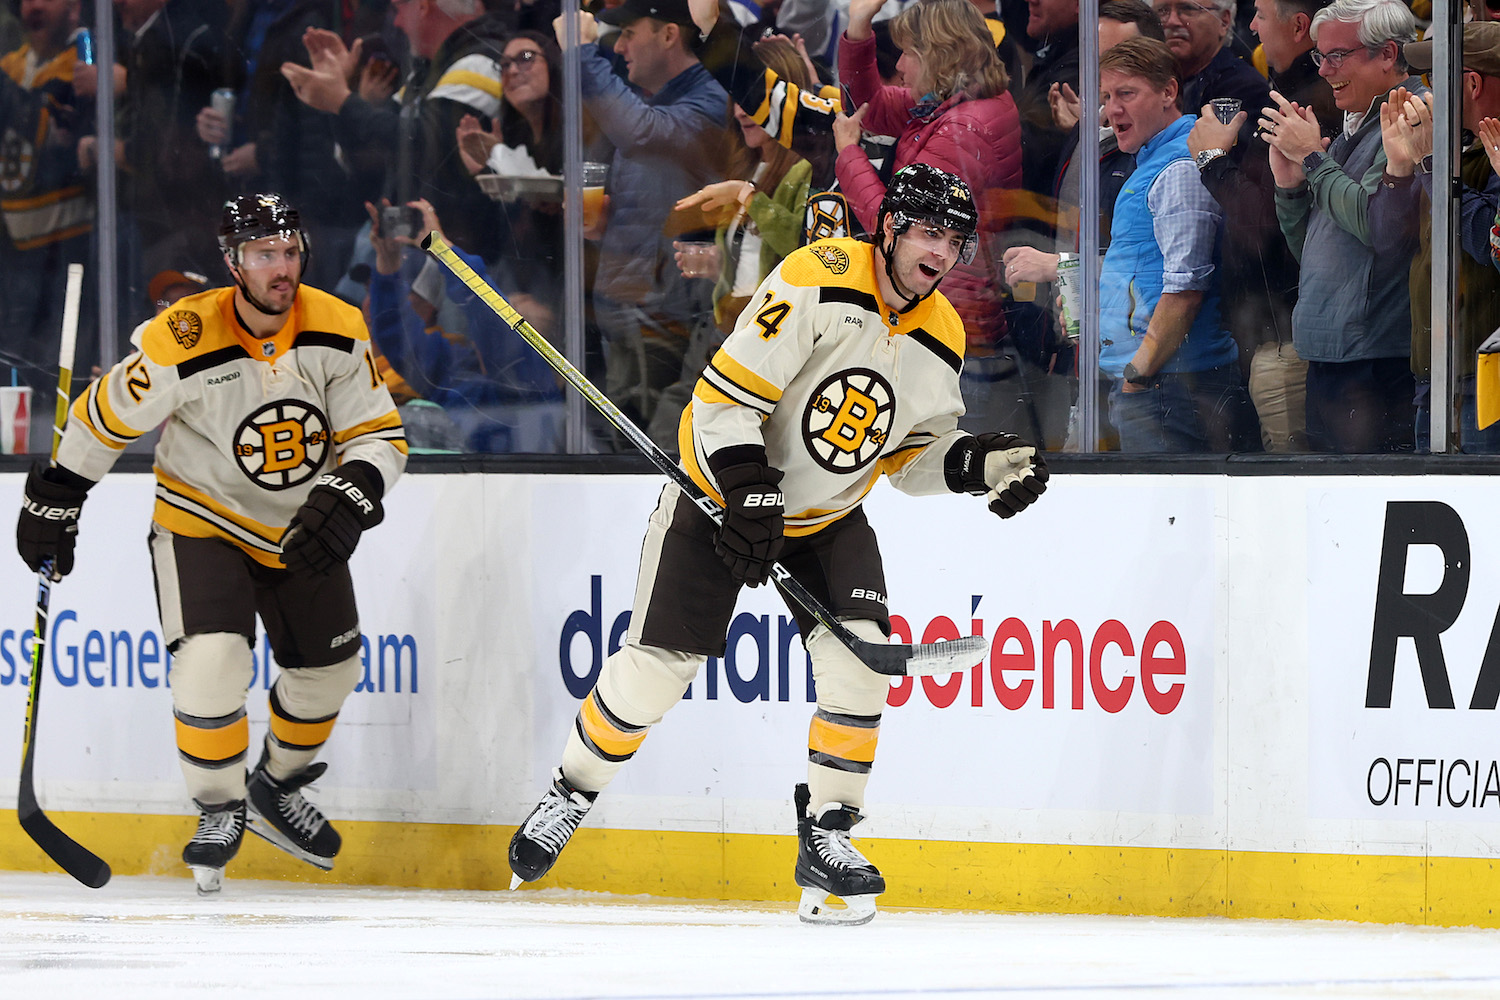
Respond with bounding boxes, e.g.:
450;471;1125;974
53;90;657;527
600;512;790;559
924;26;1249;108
673;240;720;279
1211;98;1242;125
582;161;608;230
0;385;33;454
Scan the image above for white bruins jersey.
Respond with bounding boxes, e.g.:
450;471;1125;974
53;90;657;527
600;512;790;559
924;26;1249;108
58;285;407;567
682;238;970;536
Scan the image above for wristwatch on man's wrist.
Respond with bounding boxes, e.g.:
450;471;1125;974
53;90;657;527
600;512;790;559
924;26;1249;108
1417;153;1434;174
1122;362;1153;386
1302;150;1325;174
1194;147;1228;170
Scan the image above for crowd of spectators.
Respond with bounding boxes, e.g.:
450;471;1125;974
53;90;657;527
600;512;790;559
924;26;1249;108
0;0;1494;456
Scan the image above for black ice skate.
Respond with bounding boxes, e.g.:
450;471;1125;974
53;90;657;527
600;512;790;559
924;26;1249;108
246;761;340;871
183;799;246;895
792;783;886;926
508;768;596;889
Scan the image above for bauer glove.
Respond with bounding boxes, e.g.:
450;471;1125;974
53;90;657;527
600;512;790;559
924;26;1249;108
944;432;1049;519
280;460;385;575
710;448;785;587
16;463;91;580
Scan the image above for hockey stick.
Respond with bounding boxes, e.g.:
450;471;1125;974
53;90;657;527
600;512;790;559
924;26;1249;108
17;263;111;888
422;234;985;677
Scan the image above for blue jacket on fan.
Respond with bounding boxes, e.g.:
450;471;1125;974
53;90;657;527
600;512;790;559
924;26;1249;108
1098;114;1236;379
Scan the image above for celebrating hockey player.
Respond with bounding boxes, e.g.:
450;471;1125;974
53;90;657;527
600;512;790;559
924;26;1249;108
14;194;407;893
508;164;1049;924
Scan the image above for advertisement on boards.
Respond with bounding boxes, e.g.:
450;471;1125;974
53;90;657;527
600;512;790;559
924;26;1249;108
0;474;441;807
532;475;1218;819
1309;484;1500;820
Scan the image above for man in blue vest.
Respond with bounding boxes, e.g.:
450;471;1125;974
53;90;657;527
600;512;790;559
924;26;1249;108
1097;36;1256;451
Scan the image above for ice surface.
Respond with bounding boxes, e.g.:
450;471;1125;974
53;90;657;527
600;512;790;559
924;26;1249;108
1;872;1498;998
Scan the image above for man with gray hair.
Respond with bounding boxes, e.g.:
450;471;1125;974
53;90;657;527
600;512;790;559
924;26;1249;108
1262;0;1422;452
1156;0;1270;149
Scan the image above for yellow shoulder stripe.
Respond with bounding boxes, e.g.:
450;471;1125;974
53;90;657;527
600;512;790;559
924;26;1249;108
707;349;782;405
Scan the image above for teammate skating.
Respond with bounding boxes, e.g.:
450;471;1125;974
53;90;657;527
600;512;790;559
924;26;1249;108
183;800;246;894
792;783;885;925
505;165;1049;924
15;193;406;892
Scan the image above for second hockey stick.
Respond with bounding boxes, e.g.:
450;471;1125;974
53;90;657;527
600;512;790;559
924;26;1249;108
423;233;985;677
18;263;111;888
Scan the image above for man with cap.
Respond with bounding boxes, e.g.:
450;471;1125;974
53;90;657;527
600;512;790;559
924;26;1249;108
553;1;729;439
1368;23;1500;452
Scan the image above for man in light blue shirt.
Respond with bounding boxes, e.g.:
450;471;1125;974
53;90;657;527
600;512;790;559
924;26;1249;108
1097;36;1257;451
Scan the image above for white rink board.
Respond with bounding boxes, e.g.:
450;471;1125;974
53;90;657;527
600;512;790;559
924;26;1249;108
3;471;1500;862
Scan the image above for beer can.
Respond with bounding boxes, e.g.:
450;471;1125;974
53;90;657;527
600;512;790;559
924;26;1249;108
1056;252;1081;342
75;28;93;66
209;87;235;160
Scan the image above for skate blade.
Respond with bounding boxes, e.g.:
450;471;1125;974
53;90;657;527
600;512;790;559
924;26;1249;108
509;873;524;891
188;865;224;895
245;814;335;871
797;887;878;926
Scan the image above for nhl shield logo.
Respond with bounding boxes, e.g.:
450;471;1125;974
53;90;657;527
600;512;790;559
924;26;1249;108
811;245;849;275
166;310;202;349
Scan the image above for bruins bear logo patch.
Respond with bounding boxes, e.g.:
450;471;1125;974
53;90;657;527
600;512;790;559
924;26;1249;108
811;245;850;275
167;310;202;350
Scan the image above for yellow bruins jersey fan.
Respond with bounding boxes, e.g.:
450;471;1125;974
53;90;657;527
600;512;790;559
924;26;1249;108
682;237;971;536
57;285;407;567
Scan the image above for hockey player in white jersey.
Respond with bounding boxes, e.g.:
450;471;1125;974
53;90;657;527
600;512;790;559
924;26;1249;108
15;194;407;893
508;164;1049;924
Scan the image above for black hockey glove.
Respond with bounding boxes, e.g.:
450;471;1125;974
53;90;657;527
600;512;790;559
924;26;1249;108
280;461;385;575
945;432;1049;519
710;448;786;587
17;463;91;580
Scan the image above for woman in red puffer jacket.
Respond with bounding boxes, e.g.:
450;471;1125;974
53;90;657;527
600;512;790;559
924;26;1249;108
836;0;1022;359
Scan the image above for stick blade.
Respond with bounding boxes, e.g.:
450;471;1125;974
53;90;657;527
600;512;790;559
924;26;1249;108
18;791;112;888
854;633;987;678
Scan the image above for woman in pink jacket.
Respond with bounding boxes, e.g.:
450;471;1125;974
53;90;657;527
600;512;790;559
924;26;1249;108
837;0;1022;373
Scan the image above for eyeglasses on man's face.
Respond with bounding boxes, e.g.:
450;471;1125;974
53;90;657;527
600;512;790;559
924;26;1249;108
1310;45;1371;69
500;50;543;72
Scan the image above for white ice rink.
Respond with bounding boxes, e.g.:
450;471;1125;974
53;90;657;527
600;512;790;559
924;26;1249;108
2;873;1499;999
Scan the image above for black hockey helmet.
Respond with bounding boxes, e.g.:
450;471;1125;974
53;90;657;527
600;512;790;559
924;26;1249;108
218;193;309;265
877;163;979;266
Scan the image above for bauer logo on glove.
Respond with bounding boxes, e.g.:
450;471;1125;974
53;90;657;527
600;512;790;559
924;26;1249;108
279;460;386;575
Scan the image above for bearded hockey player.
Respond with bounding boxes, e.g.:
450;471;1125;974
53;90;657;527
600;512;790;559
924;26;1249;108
15;194;407;893
507;164;1049;924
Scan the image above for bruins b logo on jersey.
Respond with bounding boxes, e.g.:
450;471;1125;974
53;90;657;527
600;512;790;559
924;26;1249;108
167;310;203;349
802;368;894;473
233;400;330;490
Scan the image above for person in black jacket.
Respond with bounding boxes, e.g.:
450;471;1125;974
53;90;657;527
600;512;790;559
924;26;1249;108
1184;0;1336;451
109;0;234;284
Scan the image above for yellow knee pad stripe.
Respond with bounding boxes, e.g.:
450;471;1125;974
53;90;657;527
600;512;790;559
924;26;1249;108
808;710;880;767
578;691;650;761
174;710;249;767
267;685;340;751
269;713;337;751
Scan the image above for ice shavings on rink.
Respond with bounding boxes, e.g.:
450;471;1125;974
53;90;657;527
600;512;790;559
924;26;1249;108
2;872;1500;999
